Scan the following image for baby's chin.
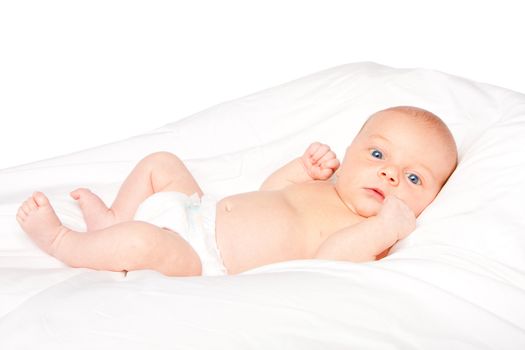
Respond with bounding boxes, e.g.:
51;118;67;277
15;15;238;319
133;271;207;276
352;203;381;218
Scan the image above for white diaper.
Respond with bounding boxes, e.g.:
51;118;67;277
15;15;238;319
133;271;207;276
133;191;227;276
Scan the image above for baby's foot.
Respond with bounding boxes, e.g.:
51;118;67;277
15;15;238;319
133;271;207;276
16;192;70;256
70;188;117;231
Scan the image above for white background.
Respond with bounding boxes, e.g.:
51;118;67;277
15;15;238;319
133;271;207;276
1;0;523;170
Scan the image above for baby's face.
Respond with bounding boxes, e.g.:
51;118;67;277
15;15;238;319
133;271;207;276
335;110;457;218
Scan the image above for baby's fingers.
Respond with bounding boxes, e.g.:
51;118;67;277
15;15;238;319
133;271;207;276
320;157;340;171
305;142;321;156
318;167;336;180
318;149;338;164
310;144;331;163
303;142;321;160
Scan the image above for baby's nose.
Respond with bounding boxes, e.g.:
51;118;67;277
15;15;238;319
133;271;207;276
378;167;399;185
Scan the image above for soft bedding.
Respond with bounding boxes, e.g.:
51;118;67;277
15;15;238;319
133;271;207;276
1;62;525;349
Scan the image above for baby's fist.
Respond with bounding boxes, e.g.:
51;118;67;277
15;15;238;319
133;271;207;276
302;142;340;180
377;195;416;241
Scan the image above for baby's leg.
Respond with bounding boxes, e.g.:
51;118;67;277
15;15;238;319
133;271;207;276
72;152;203;230
17;192;201;276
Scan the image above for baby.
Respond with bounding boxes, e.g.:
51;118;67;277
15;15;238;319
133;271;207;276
17;106;458;276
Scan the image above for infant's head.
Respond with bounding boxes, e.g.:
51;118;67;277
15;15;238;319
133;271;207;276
335;106;458;218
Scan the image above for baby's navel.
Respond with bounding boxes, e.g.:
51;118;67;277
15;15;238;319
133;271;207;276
217;199;233;214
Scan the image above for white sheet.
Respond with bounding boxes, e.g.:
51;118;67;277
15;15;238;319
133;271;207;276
1;62;525;349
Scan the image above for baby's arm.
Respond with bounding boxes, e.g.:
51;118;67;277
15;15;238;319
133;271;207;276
315;196;416;262
260;142;340;191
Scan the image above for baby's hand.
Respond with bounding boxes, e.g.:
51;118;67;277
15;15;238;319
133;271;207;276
377;195;416;241
301;142;340;180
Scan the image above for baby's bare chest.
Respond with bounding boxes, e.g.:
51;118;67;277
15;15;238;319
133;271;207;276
216;191;315;247
214;184;358;273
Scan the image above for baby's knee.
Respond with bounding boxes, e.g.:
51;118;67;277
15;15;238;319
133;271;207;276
142;151;183;169
145;151;180;163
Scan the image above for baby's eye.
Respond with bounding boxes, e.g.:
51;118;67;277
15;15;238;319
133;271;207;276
370;149;383;159
407;173;421;185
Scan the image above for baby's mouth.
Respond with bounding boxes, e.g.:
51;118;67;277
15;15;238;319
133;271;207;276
365;187;385;201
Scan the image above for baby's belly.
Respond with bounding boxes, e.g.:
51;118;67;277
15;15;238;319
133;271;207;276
215;192;316;274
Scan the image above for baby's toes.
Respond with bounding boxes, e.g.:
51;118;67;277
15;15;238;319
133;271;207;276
28;196;38;209
16;206;26;222
20;200;33;215
70;188;90;200
33;191;49;207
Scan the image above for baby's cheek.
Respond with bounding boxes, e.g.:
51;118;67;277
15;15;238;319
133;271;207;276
410;200;428;218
